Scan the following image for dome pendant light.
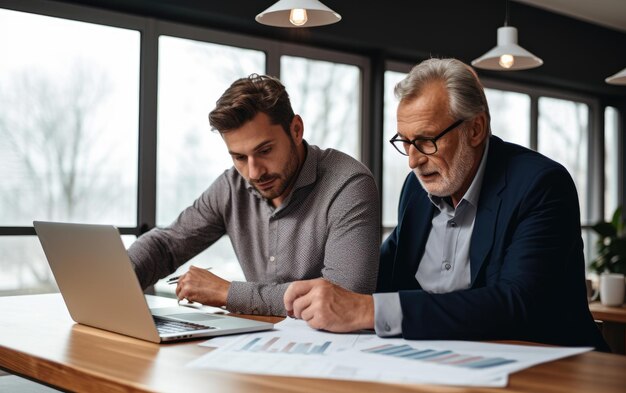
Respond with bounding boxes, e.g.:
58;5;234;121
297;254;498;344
472;0;543;71
256;0;341;28
606;67;626;85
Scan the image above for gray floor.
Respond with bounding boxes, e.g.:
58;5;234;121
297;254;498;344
0;375;62;392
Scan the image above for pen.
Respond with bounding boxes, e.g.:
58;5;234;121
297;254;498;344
166;267;212;285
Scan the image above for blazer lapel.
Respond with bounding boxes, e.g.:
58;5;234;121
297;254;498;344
396;189;434;288
470;137;505;285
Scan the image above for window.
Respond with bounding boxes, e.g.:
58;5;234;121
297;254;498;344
0;237;53;296
382;70;410;230
280;56;361;158
538;97;589;222
484;88;530;147
0;7;140;295
605;106;620;220
1;1;621;297
537;97;595;264
0;9;139;226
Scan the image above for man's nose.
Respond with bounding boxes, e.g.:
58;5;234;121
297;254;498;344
248;157;265;180
408;146;428;169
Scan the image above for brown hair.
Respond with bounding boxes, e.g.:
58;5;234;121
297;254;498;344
209;74;295;135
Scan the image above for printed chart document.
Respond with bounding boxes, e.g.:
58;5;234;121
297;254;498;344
188;318;591;387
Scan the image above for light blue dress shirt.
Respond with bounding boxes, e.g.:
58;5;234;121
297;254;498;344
374;140;490;336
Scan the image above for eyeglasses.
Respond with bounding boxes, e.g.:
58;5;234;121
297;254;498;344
389;119;465;156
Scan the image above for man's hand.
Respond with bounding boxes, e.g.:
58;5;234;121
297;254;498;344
175;266;230;307
283;278;375;332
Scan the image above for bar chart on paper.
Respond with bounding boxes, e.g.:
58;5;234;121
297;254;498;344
189;319;592;387
238;336;332;355
362;344;517;369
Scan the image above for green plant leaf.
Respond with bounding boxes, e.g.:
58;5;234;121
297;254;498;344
591;206;626;275
611;206;624;235
592;222;616;237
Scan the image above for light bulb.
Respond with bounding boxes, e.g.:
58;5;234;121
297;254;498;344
499;54;515;69
289;8;308;26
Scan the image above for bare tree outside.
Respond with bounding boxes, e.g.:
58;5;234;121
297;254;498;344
382;70;410;229
0;7;139;296
0;65;120;222
0;63;136;294
538;97;589;221
281;56;360;158
485;88;530;147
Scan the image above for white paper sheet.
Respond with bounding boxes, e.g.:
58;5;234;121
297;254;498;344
189;318;591;387
198;317;368;349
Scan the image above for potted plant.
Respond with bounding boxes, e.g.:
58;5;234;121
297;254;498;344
590;206;626;275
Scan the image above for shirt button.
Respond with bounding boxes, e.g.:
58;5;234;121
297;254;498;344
269;256;275;262
449;221;457;227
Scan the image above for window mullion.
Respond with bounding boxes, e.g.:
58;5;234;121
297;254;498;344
136;18;159;235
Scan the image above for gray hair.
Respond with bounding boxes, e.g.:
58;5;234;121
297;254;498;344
394;58;491;134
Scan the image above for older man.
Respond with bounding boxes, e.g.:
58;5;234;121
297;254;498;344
284;58;608;351
129;74;379;316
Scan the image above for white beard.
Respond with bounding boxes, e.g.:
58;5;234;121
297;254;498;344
413;132;476;198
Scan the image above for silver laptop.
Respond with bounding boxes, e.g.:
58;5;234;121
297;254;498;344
34;221;273;343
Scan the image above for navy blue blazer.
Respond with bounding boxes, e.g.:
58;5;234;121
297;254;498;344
378;136;608;351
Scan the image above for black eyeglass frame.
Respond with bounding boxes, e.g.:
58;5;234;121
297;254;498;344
389;119;465;156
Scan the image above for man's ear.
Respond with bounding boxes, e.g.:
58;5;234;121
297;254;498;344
467;113;488;147
291;115;304;144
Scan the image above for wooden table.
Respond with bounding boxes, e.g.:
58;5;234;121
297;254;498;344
1;294;625;393
589;302;626;355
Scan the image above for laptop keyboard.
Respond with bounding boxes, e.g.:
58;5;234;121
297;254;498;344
153;316;215;334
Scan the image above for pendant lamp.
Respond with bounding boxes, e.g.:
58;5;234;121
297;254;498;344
256;0;341;28
606;68;626;85
472;0;543;71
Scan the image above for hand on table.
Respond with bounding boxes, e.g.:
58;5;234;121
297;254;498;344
283;278;375;332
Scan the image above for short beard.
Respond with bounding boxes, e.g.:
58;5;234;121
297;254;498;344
252;138;300;200
416;130;476;198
